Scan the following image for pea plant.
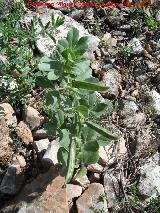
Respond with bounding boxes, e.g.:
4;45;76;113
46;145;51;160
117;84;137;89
37;27;118;183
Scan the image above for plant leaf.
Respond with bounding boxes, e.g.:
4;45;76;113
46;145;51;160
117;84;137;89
36;76;54;88
67;27;79;48
75;105;89;117
47;71;59;80
72;80;109;92
74;166;87;179
75;36;89;52
85;121;118;140
59;129;70;151
57;147;68;167
82;141;99;165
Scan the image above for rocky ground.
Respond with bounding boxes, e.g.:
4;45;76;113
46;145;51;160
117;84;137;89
0;1;160;213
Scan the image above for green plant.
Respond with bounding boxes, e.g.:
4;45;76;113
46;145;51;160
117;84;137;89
114;183;143;212
145;17;159;30
37;27;118;183
122;46;134;58
145;196;160;213
0;1;64;103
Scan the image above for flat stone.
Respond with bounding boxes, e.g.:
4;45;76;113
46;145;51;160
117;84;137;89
76;183;108;213
74;175;90;189
99;137;127;166
1;166;69;213
66;184;82;202
123;112;146;128
156;10;160;23
149;90;160;115
87;163;104;173
121;100;138;118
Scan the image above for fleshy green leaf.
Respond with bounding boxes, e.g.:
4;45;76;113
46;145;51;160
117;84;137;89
59;129;70;151
75;36;89;52
57;147;68;167
47;71;59;80
93;103;108;116
56;109;64;127
58;39;69;50
82;141;99;165
75;105;89;117
97;136;112;146
65;140;76;183
67;27;79;48
81;125;97;142
38;57;53;71
85;121;118;140
72;80;109;92
43;122;57;136
36;76;54;88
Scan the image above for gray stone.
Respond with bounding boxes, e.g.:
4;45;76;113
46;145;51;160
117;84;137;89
99;137;127;166
24;106;43;130
76;183;108;213
32;128;48;140
121;100;138;118
128;38;143;54
123;112;146;128
138;152;160;199
34;138;50;153
103;170;119;208
87;163;104;173
0;54;8;65
149;90;160;115
156;10;160;23
102;33;117;47
42;139;59;167
69;9;84;21
0;165;24;195
145;61;157;71
102;69;122;98
103;64;113;70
